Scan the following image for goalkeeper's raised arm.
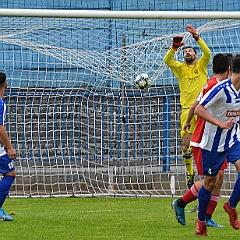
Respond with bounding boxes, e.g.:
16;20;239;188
186;24;211;71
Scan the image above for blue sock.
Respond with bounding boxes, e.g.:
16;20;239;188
198;185;211;221
229;172;240;208
0;176;15;208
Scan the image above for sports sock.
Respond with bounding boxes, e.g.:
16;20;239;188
0;175;15;208
198;186;211;222
229;172;240;208
179;183;198;207
206;194;219;220
182;150;193;175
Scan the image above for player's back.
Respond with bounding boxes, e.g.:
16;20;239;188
191;77;220;146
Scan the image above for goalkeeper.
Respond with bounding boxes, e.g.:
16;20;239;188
164;24;211;188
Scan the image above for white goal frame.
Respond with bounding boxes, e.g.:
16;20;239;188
1;9;239;198
0;9;239;19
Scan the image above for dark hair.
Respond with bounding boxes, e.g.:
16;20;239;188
212;53;231;74
225;53;233;70
0;72;6;86
183;46;197;54
231;54;240;74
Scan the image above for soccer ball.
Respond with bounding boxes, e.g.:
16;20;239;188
135;73;151;90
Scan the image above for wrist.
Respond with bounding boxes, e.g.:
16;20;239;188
171;46;178;51
193;34;200;41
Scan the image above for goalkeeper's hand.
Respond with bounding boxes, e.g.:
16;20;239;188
172;36;184;50
186;24;200;41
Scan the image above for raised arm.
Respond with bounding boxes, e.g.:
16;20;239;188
186;24;200;41
163;36;184;69
186;24;211;66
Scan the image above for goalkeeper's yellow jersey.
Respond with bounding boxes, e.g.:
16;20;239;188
164;39;211;109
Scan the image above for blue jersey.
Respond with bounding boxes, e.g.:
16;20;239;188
199;78;240;152
0;98;5;124
0;98;7;156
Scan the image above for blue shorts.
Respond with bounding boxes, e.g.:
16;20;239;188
0;154;15;175
202;141;240;176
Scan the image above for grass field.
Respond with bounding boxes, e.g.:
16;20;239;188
1;196;239;239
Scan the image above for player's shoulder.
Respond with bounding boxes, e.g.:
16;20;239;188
215;78;231;90
0;98;4;110
0;98;4;105
202;77;219;93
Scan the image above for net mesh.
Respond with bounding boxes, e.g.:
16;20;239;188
1;17;239;197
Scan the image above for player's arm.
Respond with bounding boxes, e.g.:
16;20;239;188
186;24;211;65
194;104;235;130
0;124;16;159
164;36;184;70
183;99;199;132
186;24;200;41
196;39;211;66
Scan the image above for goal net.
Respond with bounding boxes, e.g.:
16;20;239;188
1;11;239;197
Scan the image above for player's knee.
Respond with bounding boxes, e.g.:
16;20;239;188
204;179;216;191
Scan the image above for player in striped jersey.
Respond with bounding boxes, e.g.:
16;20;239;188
195;54;240;236
171;53;231;228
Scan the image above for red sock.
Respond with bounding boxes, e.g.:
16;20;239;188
182;183;198;204
206;194;219;215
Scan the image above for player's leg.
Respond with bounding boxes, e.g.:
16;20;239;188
198;175;216;220
223;143;240;230
196;175;216;236
206;168;225;228
197;149;225;236
223;165;240;229
180;110;195;189
171;144;201;223
171;179;203;225
0;154;16;221
182;133;195;188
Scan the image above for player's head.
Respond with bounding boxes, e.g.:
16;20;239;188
231;54;240;74
0;72;6;84
183;46;197;64
0;72;6;89
212;53;231;74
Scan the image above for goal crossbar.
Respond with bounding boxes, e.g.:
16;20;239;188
0;9;239;19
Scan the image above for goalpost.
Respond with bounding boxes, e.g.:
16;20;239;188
1;9;239;197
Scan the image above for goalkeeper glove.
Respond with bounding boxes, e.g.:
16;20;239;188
172;36;184;50
186;24;200;41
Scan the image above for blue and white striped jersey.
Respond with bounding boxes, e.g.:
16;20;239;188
199;78;240;152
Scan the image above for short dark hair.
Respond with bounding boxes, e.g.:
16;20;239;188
183;46;197;54
231;54;240;74
0;72;6;86
225;53;233;70
212;53;231;74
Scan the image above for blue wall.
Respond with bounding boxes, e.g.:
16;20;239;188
0;0;239;89
0;0;239;11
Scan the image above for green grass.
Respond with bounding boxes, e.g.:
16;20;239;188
1;197;239;239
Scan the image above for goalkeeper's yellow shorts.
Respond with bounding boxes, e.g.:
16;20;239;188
180;109;197;138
